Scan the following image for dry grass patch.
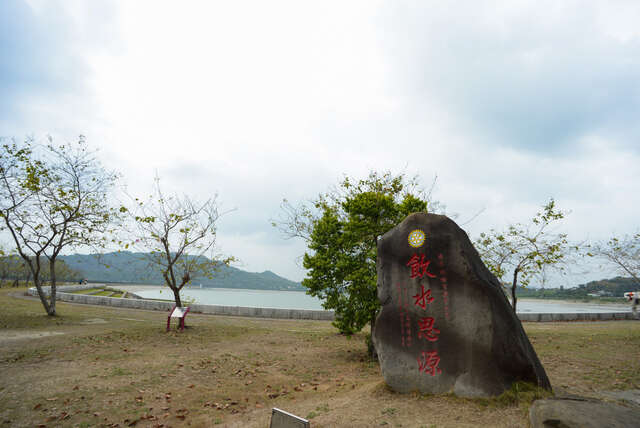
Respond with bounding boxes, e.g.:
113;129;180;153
525;321;640;395
1;287;639;428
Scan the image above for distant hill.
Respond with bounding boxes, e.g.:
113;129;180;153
61;252;304;291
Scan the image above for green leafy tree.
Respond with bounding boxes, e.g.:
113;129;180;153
475;199;571;312
275;171;430;347
589;233;640;286
0;136;119;315
122;177;233;308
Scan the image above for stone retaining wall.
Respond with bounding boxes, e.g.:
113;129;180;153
29;285;634;322
518;312;634;321
28;285;335;321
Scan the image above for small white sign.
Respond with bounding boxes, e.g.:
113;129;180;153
270;408;310;428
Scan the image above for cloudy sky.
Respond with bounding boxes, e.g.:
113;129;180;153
1;0;639;285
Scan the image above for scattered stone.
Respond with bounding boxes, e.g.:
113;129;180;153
530;396;640;428
373;213;550;397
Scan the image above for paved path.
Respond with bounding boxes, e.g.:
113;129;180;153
0;330;65;345
108;284;163;293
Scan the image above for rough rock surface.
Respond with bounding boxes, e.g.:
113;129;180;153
372;213;550;397
530;397;640;428
597;389;640;408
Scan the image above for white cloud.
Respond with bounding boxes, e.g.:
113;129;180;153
2;0;639;285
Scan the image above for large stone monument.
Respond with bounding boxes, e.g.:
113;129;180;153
372;213;551;397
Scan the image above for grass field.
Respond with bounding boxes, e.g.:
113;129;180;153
1;287;639;428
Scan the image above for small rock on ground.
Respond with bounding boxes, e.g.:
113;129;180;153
530;396;640;428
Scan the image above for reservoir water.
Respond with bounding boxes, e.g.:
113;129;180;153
135;287;325;310
130;286;631;313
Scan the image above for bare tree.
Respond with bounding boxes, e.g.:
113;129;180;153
0;136;118;315
590;233;640;285
475;199;573;312
122;178;232;308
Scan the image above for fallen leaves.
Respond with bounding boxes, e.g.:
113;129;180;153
125;411;160;426
175;410;188;420
124;417;139;426
203;399;245;414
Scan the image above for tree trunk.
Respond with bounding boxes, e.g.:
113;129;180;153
511;268;519;313
33;278;52;315
20;256;52;315
172;287;183;308
163;271;183;308
48;259;57;316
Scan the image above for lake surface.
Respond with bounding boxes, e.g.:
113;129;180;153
135;287;326;310
131;286;631;313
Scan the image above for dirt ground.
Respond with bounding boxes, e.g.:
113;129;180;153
1;288;639;428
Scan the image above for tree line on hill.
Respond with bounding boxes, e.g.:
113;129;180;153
516;277;639;300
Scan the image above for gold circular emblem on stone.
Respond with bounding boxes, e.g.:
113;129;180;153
408;229;426;248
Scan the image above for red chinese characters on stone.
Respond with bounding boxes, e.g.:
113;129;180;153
418;350;442;376
413;284;434;310
406;254;436;279
403;253;444;376
417;316;440;342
